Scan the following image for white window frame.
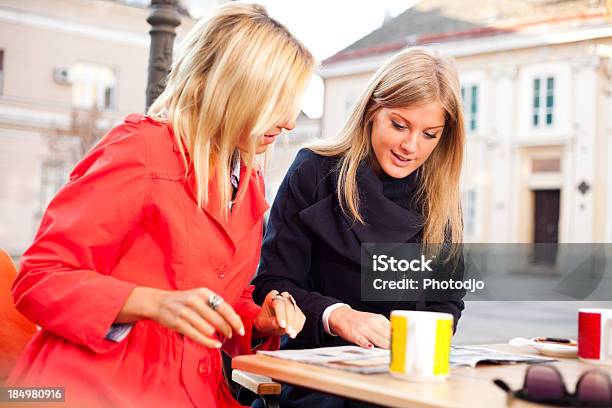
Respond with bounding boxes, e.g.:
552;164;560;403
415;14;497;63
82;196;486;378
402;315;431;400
39;159;71;210
344;95;357;119
459;71;487;137
462;188;478;239
71;63;117;111
461;84;479;133
0;49;4;95
517;63;570;138
531;75;555;128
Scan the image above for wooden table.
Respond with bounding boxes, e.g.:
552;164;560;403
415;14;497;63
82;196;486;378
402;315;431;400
232;344;612;408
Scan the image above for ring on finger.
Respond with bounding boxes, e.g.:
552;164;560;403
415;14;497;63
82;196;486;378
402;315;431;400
207;293;224;311
284;293;297;308
273;293;285;302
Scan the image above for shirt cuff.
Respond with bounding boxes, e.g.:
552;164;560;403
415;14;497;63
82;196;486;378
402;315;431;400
105;323;133;342
322;303;351;336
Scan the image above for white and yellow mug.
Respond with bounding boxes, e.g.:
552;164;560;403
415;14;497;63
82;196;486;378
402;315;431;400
389;310;453;381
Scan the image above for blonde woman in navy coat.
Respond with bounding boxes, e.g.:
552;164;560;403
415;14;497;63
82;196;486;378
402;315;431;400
253;48;466;408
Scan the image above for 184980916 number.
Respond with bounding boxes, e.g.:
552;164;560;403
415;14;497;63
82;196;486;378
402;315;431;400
0;387;65;402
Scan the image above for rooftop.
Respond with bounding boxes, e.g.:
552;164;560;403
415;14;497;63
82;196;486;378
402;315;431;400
324;0;610;64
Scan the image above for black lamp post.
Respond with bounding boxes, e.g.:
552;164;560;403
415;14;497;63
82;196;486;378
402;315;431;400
146;0;181;111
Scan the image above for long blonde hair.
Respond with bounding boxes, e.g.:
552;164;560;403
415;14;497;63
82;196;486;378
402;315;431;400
148;3;314;215
312;48;465;246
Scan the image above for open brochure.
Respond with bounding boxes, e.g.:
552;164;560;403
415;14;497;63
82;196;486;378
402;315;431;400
257;345;556;374
449;345;556;367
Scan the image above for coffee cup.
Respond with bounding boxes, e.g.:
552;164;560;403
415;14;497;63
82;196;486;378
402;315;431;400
578;308;612;365
389;310;453;381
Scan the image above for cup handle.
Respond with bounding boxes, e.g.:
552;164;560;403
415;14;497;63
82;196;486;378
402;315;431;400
605;314;612;358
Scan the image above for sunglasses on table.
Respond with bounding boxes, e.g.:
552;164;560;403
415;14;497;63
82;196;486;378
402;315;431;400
493;365;612;407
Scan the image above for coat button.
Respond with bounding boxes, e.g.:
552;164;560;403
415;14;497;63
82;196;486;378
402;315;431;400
198;356;210;375
217;264;227;279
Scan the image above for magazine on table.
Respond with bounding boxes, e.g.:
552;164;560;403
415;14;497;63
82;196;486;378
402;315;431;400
257;345;555;374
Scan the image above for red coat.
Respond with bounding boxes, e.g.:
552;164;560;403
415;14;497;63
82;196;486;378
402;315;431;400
8;114;278;407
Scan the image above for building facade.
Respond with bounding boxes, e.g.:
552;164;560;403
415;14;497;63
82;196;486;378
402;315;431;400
0;0;202;255
263;111;321;202
320;0;612;243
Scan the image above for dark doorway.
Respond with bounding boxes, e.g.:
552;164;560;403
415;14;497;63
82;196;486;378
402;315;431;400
532;189;560;265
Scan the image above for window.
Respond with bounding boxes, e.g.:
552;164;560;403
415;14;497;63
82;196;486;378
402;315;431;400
463;189;477;237
344;96;357;118
39;160;71;210
532;76;554;128
461;84;478;132
71;63;116;110
0;50;4;95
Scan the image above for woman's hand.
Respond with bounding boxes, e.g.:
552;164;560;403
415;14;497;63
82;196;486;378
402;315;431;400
328;306;390;349
122;286;245;349
254;290;305;339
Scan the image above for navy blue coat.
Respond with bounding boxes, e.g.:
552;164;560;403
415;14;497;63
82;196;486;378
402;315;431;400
253;148;463;350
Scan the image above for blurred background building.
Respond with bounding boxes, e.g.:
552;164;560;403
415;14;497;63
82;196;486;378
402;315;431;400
2;0;611;253
0;0;611;345
0;0;202;256
320;0;612;244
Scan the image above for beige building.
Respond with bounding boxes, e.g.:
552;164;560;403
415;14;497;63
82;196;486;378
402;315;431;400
0;0;204;256
263;111;321;202
320;0;612;244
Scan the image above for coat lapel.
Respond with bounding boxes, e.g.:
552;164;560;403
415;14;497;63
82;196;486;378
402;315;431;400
172;139;268;248
228;164;269;244
299;162;424;264
184;171;235;242
299;194;361;263
349;162;424;244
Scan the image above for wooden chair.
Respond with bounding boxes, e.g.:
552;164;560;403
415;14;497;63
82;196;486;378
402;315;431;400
222;351;281;407
232;369;281;408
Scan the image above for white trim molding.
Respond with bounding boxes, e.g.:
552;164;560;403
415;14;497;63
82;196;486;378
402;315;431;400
0;7;148;47
320;25;612;79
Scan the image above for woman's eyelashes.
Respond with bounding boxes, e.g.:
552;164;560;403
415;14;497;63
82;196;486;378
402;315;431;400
390;120;438;139
391;120;407;130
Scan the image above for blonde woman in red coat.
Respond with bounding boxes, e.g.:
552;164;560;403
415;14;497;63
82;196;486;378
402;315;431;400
7;3;314;407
